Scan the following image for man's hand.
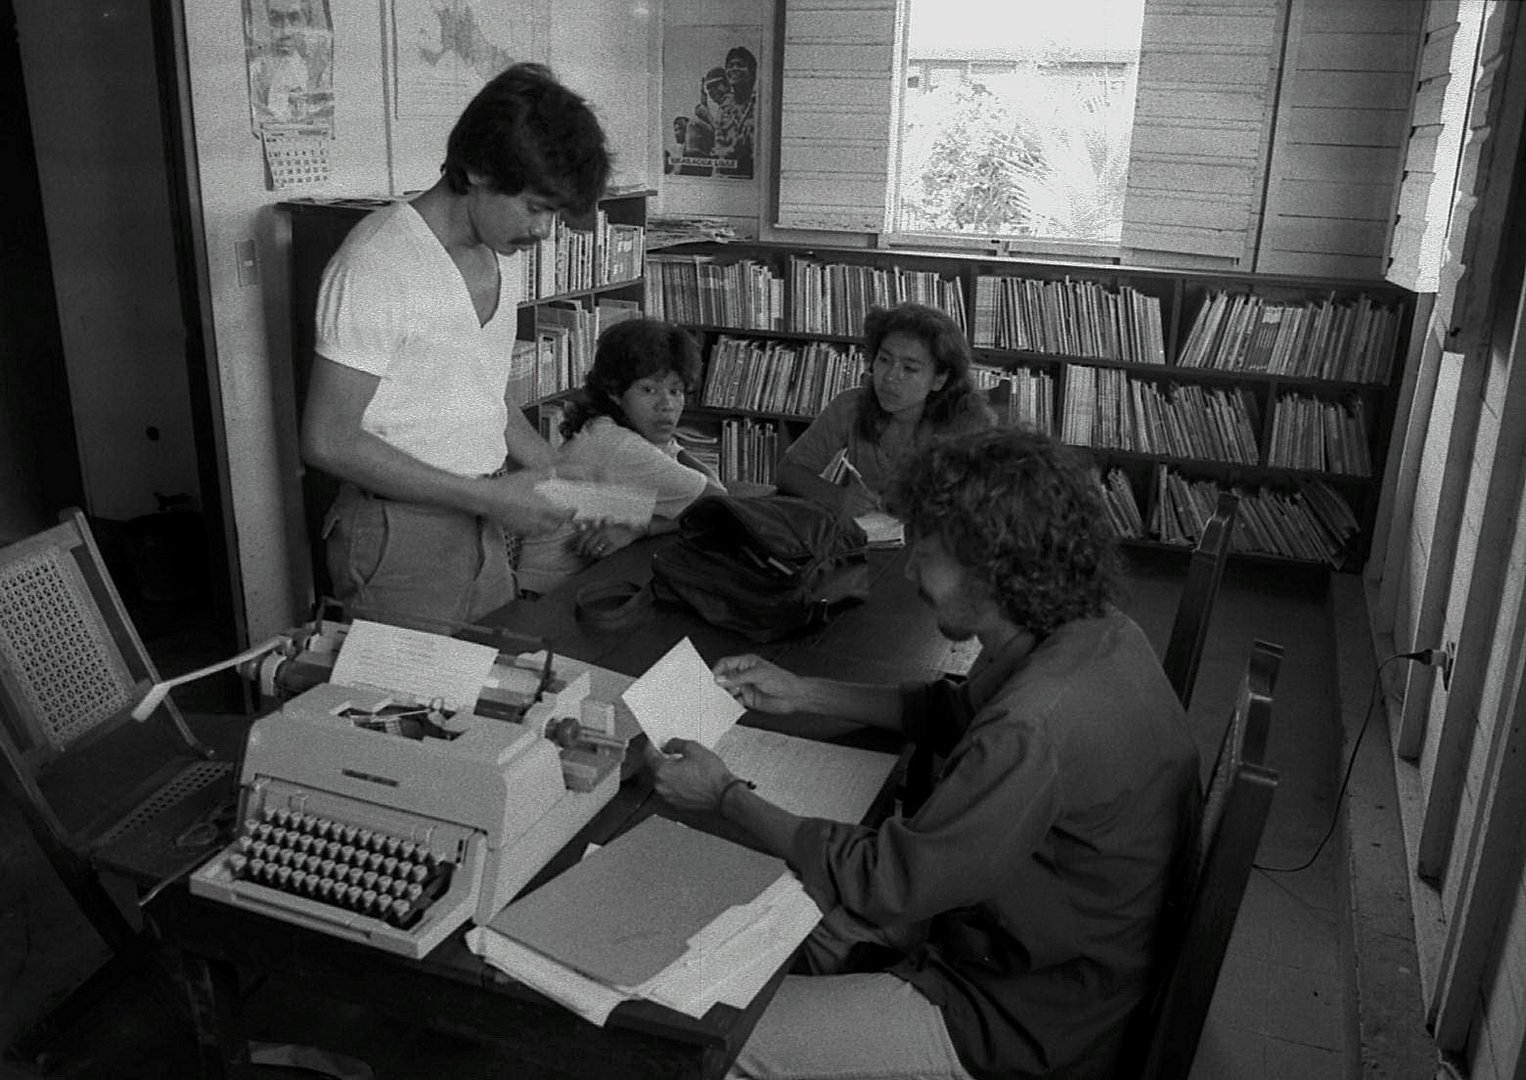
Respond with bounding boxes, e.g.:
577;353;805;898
645;738;731;813
479;469;574;537
712;655;808;714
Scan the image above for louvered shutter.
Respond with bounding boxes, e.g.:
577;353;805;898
776;0;900;233
1121;0;1286;264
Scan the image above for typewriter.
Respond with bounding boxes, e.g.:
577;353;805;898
190;621;639;959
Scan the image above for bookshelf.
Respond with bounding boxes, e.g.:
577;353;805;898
644;242;1417;571
279;188;652;596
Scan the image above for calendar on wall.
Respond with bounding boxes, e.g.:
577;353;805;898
262;127;331;189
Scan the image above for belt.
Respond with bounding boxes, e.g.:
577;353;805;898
574;580;652;632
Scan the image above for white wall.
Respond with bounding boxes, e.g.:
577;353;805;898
179;0;659;640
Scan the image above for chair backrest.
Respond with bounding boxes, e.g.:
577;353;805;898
1131;638;1282;1080
0;508;208;842
1161;491;1241;709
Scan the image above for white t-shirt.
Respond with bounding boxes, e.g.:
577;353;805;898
314;201;526;476
516;417;716;594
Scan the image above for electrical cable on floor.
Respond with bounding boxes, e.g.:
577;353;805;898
1254;650;1424;875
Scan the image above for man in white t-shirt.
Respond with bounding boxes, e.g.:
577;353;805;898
301;63;610;630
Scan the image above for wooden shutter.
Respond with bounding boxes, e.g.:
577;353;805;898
776;0;899;233
1257;0;1423;278
1121;0;1287;265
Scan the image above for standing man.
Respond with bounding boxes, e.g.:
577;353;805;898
649;427;1201;1080
301;63;610;630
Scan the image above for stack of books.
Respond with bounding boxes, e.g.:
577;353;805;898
1147;467;1359;566
787;257;966;337
971;275;1166;364
1267;394;1372;476
700;336;866;416
1178;291;1402;383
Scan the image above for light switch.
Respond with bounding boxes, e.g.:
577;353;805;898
235;240;259;287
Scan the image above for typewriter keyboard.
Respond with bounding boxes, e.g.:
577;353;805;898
221;806;454;929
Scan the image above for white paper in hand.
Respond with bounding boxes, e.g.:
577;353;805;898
621;637;745;751
535;477;656;528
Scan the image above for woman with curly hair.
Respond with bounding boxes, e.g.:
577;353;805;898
777;302;993;517
515;318;725;595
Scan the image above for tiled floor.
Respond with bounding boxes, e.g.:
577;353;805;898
0;551;1353;1079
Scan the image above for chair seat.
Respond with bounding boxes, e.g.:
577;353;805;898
91;757;239;885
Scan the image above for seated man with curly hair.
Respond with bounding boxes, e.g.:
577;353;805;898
647;427;1201;1080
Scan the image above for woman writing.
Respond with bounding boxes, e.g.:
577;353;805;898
516;318;725;595
777;302;992;516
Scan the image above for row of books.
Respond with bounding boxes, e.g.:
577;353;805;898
1148;469;1360;566
1061;367;1260;465
517;213;645;301
1267;394;1373;476
972;365;1056;434
505;299;641;406
971;276;1167;365
787;257;967;337
1177;290;1401;383
644;255;785;330
677;420;780;486
699;335;866;416
719;418;780;485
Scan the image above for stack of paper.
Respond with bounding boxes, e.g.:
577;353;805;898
466;815;823;1025
463;636;899;1024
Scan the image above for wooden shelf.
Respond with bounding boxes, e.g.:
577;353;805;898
649;240;1416;571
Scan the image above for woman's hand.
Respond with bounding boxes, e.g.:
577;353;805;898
712;654;809;714
572;521;645;560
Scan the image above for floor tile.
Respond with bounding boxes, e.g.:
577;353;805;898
1263;1033;1345;1077
1188;1025;1266;1080
1261;964;1345;1050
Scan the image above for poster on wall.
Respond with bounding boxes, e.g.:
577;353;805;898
663;27;760;182
244;0;334;189
391;0;551;120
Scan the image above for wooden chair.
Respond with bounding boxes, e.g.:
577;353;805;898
1161;491;1241;709
1125;638;1282;1080
0;508;248;1061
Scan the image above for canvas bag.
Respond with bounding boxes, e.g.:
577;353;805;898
650;494;870;643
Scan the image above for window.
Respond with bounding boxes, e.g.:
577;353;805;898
892;0;1146;247
778;0;1286;264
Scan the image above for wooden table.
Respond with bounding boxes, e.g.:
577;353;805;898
150;533;959;1079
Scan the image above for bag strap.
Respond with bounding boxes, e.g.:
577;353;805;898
574;579;652;631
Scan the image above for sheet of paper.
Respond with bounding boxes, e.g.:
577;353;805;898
622;637;744;750
328;619;496;711
535;477;656;527
854;510;905;548
635;875;822;1016
713;726;899;823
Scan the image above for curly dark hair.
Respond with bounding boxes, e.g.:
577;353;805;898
854;302;987;443
442;63;610;217
886;427;1119;637
560;319;704;440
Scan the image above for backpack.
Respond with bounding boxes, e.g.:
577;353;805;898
649;495;871;643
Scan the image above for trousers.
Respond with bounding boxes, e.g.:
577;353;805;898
728;907;975;1080
322;483;515;633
